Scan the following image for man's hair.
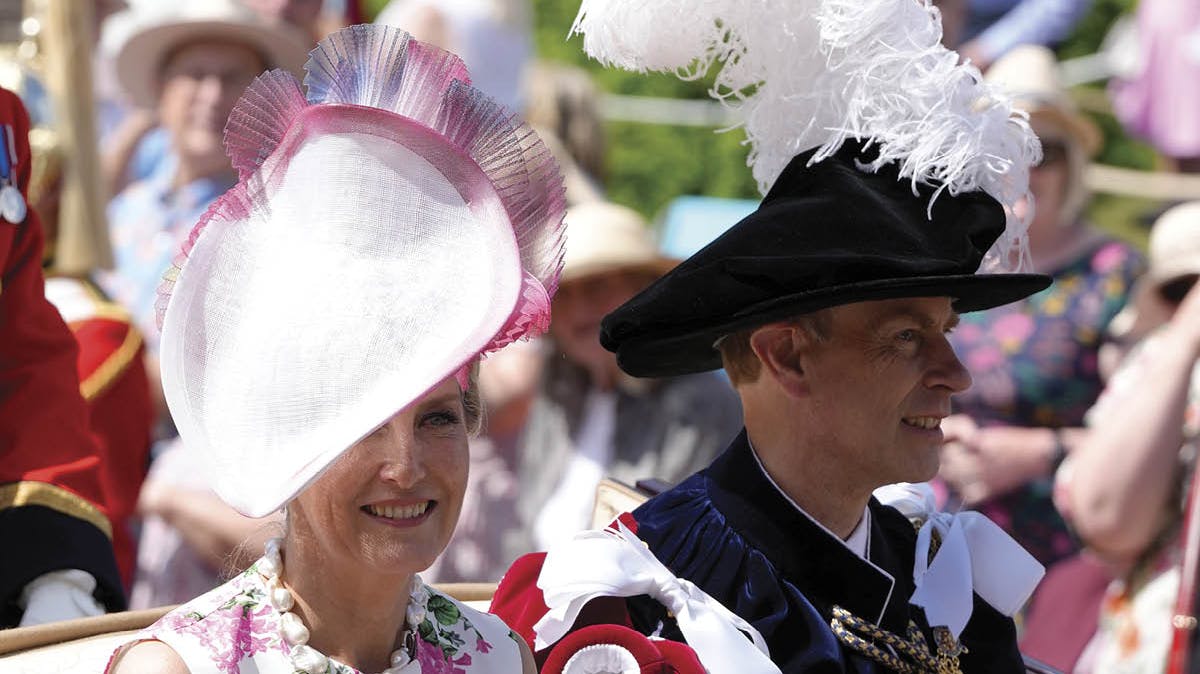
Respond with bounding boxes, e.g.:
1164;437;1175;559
717;310;833;386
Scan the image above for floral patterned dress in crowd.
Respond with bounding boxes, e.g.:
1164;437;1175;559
106;557;523;674
947;238;1144;568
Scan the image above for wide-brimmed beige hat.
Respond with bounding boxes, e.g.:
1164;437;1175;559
985;45;1101;156
1109;201;1200;340
559;201;677;285
114;0;310;108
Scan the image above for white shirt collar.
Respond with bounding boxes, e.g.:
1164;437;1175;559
746;440;872;559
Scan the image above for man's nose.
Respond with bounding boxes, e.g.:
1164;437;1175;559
928;336;972;394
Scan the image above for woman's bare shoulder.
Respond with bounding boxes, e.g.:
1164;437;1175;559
107;639;191;674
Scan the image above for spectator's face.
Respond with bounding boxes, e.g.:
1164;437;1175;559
1026;119;1072;233
288;377;469;576
794;297;970;487
551;268;656;380
157;40;265;171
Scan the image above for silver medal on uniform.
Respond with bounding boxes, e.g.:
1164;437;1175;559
0;183;25;224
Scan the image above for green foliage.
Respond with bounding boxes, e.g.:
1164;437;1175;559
1056;0;1163;243
370;0;1164;241
531;0;760;219
1056;0;1138;59
427;594;462;626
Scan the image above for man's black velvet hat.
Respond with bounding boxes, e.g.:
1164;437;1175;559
600;141;1052;378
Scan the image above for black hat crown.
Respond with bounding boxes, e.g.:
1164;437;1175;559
600;141;1050;378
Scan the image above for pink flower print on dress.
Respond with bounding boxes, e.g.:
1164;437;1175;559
417;636;456;673
451;652;473;673
991;312;1034;354
953;321;984;344
1091;242;1129;274
966;345;1004;373
475;636;493;654
205;603;280;674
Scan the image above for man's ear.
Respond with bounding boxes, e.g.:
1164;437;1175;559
749;323;813;398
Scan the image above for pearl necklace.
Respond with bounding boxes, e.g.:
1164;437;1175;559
258;538;428;674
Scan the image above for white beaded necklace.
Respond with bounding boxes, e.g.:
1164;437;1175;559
258;538;428;674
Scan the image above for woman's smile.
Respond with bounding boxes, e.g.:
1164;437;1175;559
360;500;437;528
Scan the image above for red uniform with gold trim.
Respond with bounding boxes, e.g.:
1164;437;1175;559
44;276;153;592
0;87;124;625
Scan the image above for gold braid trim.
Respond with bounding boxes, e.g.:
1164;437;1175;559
0;481;112;539
78;322;142;400
830;606;965;674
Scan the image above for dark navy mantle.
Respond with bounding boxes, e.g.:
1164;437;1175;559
629;431;1025;673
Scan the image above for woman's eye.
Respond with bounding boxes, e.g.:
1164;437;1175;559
421;411;461;428
896;329;919;343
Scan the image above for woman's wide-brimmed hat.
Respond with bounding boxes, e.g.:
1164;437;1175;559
1108;201;1200;340
114;0;311;107
985;45;1102;156
158;25;565;517
558;201;676;286
600;141;1050;378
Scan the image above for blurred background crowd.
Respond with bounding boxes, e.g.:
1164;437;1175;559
4;0;1200;671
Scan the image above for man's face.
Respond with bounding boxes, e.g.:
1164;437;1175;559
157;40;265;170
799;296;971;487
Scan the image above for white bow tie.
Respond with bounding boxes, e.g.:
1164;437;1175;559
874;482;1046;638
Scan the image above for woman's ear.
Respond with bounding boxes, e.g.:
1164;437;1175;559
748;323;813;398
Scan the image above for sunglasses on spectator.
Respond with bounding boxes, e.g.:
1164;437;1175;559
1033;140;1069;169
1160;274;1199;305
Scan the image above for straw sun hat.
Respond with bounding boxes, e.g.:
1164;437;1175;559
984;44;1101;156
114;0;311;108
559;200;676;286
1108;202;1200;340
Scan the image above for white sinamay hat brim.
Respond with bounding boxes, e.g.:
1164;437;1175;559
158;27;564;517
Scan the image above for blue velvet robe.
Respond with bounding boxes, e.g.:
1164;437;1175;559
628;430;1026;673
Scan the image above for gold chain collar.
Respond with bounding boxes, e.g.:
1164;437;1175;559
830;606;965;674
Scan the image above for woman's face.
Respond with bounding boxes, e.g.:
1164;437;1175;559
550;268;657;382
1024;117;1074;237
288;378;469;577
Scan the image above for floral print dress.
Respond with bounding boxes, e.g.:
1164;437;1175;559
947;238;1144;567
107;557;522;674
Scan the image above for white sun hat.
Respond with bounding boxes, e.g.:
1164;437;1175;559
558;201;676;285
113;0;312;107
157;24;565;517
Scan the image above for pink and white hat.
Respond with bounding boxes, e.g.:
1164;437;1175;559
157;25;565;517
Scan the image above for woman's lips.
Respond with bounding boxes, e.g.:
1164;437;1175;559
361;500;436;528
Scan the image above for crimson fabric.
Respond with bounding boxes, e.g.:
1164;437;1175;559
540;624;705;674
1019;553;1112;672
491;552;636;668
599;140;1050;378
491;552;552;650
0;87;123;623
70;306;154;590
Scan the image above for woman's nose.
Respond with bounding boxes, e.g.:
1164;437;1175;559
376;426;427;487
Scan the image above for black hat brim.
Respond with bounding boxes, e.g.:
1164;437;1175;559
606;272;1051;378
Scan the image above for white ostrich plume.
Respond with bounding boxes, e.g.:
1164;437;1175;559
570;0;1042;272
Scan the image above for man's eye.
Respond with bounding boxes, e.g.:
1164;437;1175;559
896;329;919;343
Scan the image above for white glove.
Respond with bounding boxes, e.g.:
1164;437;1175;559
17;569;106;627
